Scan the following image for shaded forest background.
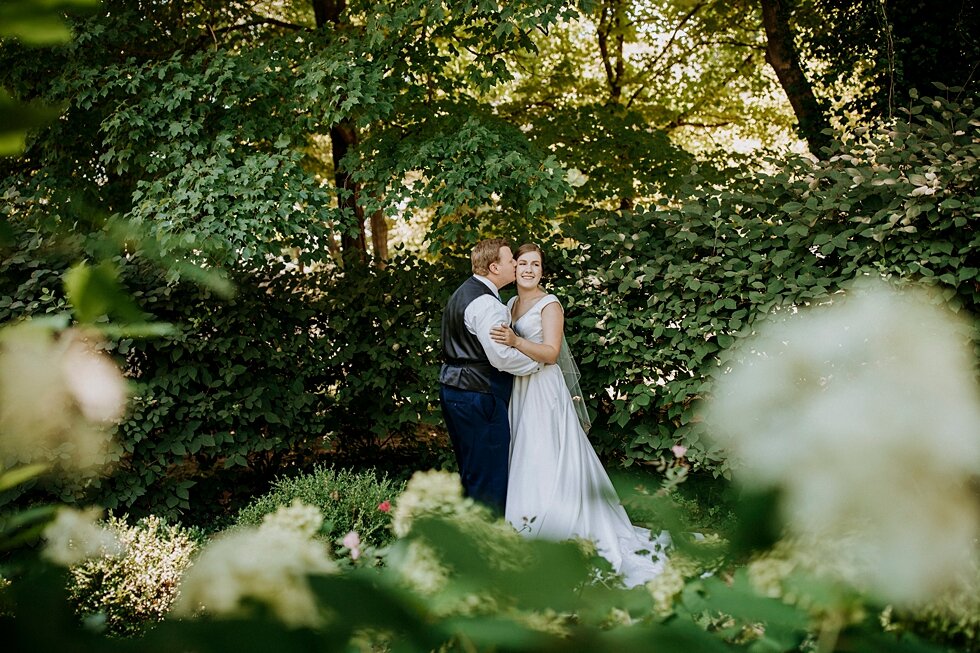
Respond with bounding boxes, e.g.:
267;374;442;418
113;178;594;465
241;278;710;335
1;0;977;519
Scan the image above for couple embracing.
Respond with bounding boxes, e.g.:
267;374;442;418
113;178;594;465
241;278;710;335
439;238;669;587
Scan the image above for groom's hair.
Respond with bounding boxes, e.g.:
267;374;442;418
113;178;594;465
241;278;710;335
471;238;509;275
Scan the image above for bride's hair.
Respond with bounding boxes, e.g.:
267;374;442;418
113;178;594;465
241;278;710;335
516;243;544;269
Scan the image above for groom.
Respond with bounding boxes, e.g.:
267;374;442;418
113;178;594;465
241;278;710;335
439;238;541;514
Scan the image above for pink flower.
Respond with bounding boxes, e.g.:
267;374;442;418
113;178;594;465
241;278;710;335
342;530;361;560
377;500;391;513
671;444;688;458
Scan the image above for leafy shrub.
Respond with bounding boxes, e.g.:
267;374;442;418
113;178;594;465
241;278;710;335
0;241;454;517
4;90;976;514
68;515;200;637
555;89;979;473
235;466;404;550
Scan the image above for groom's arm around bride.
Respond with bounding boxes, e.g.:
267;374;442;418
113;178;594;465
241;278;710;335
438;238;540;514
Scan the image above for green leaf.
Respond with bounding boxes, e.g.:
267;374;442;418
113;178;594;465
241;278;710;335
0;463;49;492
0;0;99;45
309;572;441;648
63;261;146;323
98;322;177;338
692;571;809;648
0;90;64;156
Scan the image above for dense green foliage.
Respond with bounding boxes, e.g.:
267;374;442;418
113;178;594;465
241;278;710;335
0;0;580;267
0;247;454;515
556;89;979;469
797;0;980;121
235;466;403;549
3;89;976;513
5;474;972;653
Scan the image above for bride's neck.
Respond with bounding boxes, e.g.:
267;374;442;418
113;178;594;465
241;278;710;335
517;285;544;300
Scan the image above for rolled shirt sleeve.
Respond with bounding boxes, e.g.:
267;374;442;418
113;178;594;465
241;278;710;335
464;294;542;376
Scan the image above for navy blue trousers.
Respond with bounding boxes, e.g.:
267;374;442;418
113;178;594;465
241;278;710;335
439;385;510;514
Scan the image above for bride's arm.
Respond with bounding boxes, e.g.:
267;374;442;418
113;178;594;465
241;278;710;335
489;303;563;365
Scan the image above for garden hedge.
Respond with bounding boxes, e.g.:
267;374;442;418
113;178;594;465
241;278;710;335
2;90;975;515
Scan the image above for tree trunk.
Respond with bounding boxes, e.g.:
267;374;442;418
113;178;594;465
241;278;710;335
759;0;833;156
312;0;345;27
597;0;626;103
370;210;388;266
597;0;634;210
313;0;386;264
329;121;367;260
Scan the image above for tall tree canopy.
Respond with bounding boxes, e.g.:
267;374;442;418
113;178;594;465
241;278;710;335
1;0;585;267
6;0;972;266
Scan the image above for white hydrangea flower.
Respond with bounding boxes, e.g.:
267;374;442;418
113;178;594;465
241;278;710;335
391;470;470;537
645;562;686;616
747;554;797;600
709;281;980;605
61;335;128;424
259;499;324;538
564;168;589;188
396;540;449;595
172;523;336;627
389;471;527;617
0;324;125;471
43;507;125;566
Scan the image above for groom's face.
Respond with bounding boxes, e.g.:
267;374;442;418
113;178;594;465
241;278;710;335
497;246;517;284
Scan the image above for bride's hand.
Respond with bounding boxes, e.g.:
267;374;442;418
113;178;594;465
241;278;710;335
490;324;517;347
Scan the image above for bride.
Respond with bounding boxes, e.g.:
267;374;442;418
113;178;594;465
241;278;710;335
490;243;669;587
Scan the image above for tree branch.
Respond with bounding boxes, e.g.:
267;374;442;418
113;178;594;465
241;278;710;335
626;0;708;107
210;17;306;36
664;53;756;130
667;119;733;129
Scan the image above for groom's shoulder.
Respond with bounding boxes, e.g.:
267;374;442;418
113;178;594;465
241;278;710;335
448;276;494;305
448;275;476;296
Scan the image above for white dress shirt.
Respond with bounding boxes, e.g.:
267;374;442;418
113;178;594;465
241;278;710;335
464;275;541;376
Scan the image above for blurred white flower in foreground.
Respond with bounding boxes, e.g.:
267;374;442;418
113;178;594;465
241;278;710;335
396;540;448;594
173;502;335;627
388;470;520;614
61;333;128;424
258;498;324;538
0;323;127;471
708;281;980;605
43;507;125;566
392;469;471;537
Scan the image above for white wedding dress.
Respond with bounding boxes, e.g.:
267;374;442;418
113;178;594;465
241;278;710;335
504;294;669;587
